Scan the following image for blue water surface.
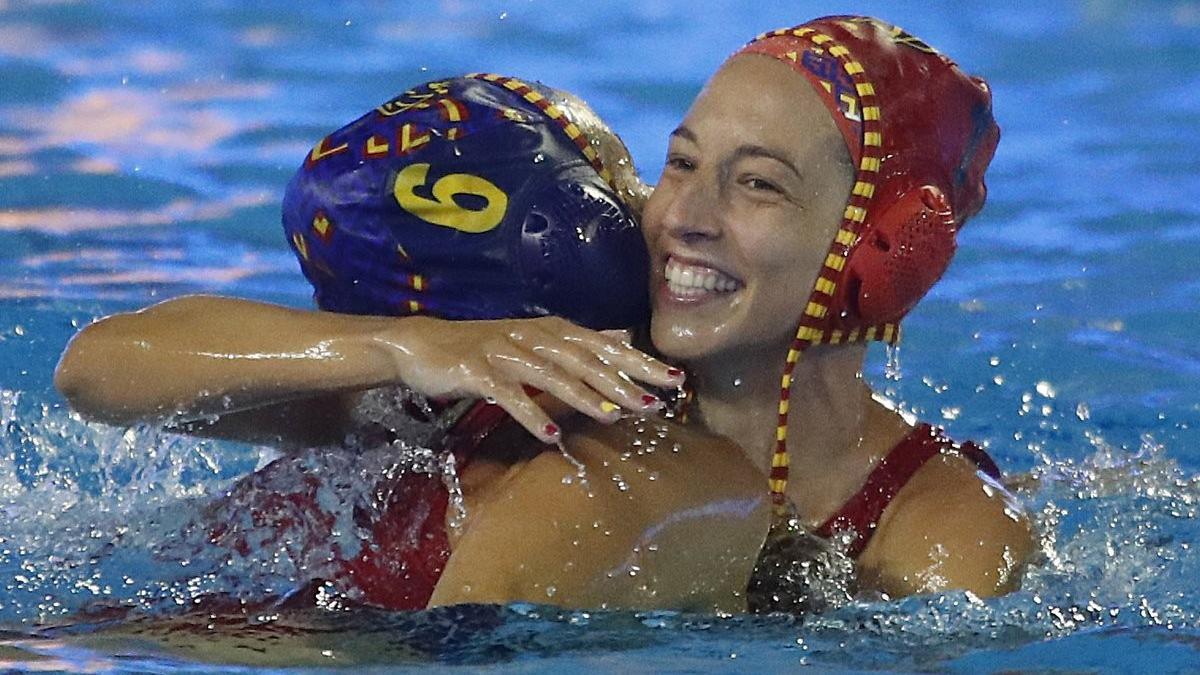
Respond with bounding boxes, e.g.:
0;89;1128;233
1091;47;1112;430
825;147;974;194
2;0;1200;672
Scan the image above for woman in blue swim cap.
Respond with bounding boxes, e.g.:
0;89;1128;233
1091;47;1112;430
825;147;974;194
56;75;771;612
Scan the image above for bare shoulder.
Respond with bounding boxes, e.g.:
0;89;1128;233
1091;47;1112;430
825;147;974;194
858;449;1036;598
430;416;770;611
568;416;769;503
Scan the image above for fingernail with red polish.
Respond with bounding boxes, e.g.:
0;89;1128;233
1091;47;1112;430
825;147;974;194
667;368;685;379
544;423;560;439
641;394;661;408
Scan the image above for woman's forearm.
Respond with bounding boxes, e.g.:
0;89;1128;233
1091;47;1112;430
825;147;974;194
56;294;682;445
54;294;402;426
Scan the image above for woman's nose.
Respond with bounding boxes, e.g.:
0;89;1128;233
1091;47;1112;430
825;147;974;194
659;177;722;245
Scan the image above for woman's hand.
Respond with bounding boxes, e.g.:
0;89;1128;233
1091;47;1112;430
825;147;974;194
379;316;683;443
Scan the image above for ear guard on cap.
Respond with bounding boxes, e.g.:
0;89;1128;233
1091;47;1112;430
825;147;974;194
838;185;956;326
517;163;649;329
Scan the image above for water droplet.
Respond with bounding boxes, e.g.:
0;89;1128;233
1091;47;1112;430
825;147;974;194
442;452;468;533
499;11;508;19
558;441;593;496
884;344;902;381
1076;402;1091;421
1036;380;1057;398
532;153;545;163
611;474;629;492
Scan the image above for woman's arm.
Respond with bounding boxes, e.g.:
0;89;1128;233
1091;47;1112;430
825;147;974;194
55;294;681;447
429;417;772;613
54;295;403;447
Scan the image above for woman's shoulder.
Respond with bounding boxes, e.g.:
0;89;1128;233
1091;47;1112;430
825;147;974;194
857;423;1036;598
570;415;767;501
433;414;771;611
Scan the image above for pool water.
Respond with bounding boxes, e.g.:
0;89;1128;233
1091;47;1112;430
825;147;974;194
2;0;1200;671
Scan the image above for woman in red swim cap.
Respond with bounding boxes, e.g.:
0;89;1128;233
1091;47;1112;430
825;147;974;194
639;17;1033;601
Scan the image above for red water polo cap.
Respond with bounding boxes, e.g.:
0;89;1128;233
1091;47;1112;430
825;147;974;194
731;17;1000;508
737;16;999;339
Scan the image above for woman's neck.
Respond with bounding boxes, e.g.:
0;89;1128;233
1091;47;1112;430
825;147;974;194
688;341;900;522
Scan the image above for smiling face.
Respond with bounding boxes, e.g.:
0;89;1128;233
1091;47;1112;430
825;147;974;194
642;55;855;365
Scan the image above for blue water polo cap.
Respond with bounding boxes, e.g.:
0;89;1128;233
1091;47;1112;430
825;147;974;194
281;74;650;330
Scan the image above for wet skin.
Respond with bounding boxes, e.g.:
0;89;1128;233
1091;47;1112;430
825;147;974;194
644;55;854;367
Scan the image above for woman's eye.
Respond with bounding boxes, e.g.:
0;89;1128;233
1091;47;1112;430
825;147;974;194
745;177;782;193
666;155;695;172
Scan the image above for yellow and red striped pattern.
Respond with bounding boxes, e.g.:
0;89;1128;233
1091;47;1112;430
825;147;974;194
466;73;614;189
750;26;896;514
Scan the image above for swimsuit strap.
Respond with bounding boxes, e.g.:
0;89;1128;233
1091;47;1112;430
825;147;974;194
813;423;1001;558
440;398;517;463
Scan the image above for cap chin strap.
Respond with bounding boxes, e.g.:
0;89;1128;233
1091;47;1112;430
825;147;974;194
769;321;899;516
740;25;901;516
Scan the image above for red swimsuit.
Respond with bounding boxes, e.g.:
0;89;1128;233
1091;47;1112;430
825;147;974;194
340;401;510;609
209;415;999;611
342;419;1001;607
814;423;1002;558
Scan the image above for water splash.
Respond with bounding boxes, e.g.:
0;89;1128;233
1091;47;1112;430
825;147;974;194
0;389;262;624
0;401;1197;669
0;385;468;625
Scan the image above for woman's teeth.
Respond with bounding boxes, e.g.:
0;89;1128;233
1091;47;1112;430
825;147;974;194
665;258;741;297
